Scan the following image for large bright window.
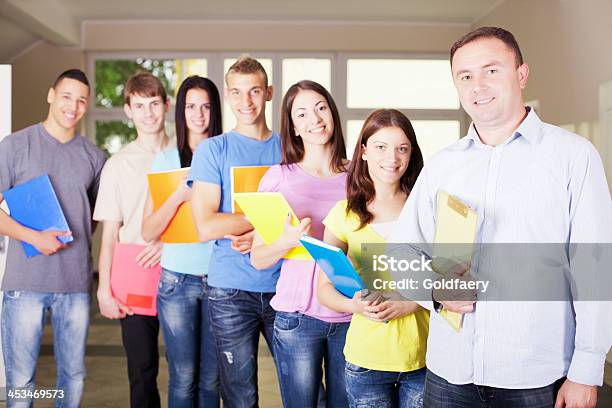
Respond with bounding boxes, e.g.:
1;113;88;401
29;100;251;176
346;59;459;110
346;120;461;161
341;55;464;162
89;55;208;155
88;53;465;158
282;58;332;94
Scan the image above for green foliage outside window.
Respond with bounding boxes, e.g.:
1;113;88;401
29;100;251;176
95;59;177;108
95;120;136;156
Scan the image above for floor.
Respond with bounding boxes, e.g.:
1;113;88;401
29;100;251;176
8;295;612;407
25;293;283;408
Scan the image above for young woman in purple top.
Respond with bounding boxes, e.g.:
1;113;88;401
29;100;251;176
251;80;350;407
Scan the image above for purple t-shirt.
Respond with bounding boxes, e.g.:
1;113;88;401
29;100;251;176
258;164;351;323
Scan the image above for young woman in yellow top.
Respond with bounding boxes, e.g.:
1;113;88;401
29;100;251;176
318;109;430;408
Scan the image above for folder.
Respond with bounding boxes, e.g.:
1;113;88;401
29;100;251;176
2;174;73;258
234;192;311;260
110;243;162;316
432;190;478;332
147;167;199;243
230;165;271;213
300;235;364;298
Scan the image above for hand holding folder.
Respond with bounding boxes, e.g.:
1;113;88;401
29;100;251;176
300;235;364;297
2;174;73;258
234;192;312;260
432;190;478;332
147;168;199;243
110;243;162;316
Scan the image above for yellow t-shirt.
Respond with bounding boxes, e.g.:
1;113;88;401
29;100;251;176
323;199;429;372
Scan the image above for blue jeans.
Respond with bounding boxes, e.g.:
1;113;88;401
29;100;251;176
157;269;220;408
273;312;349;408
207;287;275;408
1;291;90;408
423;370;563;408
345;363;425;408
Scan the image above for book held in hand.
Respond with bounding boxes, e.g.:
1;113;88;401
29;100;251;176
2;174;73;258
110;243;162;316
234;192;311;260
300;235;364;298
147;167;199;243
432;190;478;332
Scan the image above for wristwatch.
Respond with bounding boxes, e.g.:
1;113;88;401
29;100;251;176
432;291;444;313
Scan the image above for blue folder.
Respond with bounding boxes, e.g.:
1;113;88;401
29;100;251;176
300;235;364;298
2;174;73;258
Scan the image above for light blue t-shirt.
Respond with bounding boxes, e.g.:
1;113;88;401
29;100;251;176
151;148;212;276
188;130;282;292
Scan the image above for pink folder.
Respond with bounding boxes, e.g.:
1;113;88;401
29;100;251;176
110;243;161;316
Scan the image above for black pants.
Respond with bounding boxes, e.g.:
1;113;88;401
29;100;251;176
120;314;161;408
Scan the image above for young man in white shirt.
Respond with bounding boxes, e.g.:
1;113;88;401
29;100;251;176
94;72;169;408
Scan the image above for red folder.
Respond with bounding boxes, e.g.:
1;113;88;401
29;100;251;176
110;243;161;316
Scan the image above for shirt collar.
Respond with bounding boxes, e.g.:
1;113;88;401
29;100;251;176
513;107;543;143
461;106;543;148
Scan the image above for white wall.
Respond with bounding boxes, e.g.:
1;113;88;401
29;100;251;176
473;0;612;160
0;63;12;388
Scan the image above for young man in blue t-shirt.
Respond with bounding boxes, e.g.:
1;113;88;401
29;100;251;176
190;56;281;407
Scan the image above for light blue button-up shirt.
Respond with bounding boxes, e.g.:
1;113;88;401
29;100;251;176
389;108;612;388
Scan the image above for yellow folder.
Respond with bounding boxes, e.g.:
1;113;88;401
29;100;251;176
147;168;199;244
234;192;312;260
230;165;271;214
432;190;478;332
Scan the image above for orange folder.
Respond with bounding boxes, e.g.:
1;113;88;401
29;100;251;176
230;165;271;213
147;167;199;243
110;243;162;316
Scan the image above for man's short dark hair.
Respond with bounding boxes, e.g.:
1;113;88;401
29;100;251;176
450;27;524;68
52;69;90;89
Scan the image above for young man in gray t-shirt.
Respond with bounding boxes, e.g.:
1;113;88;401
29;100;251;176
0;69;106;407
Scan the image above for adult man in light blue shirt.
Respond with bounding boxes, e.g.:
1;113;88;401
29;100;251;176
390;27;612;407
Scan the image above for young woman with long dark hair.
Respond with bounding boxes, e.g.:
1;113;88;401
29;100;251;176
142;75;222;407
251;80;351;407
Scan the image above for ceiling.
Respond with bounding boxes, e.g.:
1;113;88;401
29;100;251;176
0;0;506;61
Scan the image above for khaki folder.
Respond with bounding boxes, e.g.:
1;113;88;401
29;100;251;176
432;190;478;332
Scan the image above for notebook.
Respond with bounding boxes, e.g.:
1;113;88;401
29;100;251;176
2;174;73;258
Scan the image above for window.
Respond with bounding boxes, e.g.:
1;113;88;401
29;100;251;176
346;59;459;109
89;55;208;155
340;55;465;162
282;58;332;94
346;120;461;161
95;58;207;108
88;53;465;158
